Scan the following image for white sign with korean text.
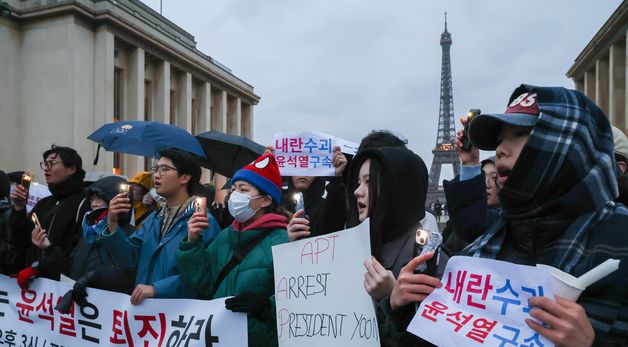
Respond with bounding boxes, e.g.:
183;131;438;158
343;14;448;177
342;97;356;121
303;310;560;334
273;131;336;176
272;219;379;347
0;275;247;346
26;183;51;213
335;138;359;156
407;256;555;346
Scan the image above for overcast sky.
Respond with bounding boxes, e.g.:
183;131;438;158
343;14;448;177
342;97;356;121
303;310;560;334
142;0;619;180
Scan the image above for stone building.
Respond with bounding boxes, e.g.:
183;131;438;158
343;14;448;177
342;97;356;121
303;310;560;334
0;0;259;180
567;0;627;133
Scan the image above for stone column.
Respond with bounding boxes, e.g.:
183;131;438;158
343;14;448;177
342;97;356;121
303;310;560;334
177;72;192;131
595;56;610;116
126;47;145;120
241;102;253;138
610;41;626;130
212;89;228;132
228;97;242;135
584;69;596;101
154;61;170;124
198;82;212;133
575;78;584;93
93;26;115;172
124;46;145;174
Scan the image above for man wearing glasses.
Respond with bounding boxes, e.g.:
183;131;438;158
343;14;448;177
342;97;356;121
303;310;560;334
92;148;220;305
9;146;90;286
441;119;503;254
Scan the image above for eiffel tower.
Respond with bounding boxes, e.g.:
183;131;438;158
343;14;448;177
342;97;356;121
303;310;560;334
426;13;460;207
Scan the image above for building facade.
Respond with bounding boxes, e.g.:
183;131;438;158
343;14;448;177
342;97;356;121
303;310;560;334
0;0;259;180
566;0;627;134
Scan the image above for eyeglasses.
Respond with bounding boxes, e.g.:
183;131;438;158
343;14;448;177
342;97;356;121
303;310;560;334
150;165;178;176
39;160;63;170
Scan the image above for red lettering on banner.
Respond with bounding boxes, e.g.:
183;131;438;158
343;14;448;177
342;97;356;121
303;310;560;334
110;309;134;346
134;313;166;347
15;289;37;323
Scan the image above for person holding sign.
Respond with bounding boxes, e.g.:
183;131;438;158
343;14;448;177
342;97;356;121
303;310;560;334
177;153;289;347
391;85;628;346
345;146;444;346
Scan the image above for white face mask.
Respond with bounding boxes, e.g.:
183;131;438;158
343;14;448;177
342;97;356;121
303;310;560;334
228;191;263;222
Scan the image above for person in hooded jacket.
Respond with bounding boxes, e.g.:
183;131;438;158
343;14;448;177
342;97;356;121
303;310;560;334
390;85;628;346
67;176;136;283
128;171;154;228
10;146;91;287
176;153;289;347
54;176;138;314
345;146;445;346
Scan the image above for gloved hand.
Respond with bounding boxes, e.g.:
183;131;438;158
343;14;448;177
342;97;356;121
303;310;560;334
225;292;270;320
11;266;40;289
55;290;74;314
72;272;95;308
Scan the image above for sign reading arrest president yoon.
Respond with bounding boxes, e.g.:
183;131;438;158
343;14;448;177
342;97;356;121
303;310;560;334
272;219;379;347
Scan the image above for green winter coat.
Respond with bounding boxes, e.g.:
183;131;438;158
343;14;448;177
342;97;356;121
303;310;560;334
176;215;288;347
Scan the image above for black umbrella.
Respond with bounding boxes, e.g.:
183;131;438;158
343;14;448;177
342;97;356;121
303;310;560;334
195;130;265;177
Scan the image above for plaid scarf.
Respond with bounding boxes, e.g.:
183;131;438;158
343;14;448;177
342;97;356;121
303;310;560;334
464;85;628;343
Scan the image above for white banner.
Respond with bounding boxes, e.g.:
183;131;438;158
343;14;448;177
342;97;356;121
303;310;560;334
407;256;555;347
0;275;247;346
272;219;379;347
273;131;336;176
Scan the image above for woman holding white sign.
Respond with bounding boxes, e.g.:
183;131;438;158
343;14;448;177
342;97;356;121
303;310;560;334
177;153;289;347
345;146;444;346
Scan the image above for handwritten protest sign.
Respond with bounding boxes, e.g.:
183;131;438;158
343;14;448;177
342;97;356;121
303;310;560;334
274;131;336;176
407;256;555;346
0;275;247;346
272;219;379;347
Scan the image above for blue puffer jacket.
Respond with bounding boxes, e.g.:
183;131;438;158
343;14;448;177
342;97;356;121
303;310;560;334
93;201;220;298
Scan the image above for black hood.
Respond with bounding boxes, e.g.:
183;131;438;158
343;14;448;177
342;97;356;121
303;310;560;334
87;176;128;204
347;147;428;259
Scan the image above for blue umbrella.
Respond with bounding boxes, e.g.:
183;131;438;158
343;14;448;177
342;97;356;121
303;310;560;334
88;121;207;164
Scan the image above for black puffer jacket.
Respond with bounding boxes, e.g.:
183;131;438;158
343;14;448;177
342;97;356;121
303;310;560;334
10;174;90;279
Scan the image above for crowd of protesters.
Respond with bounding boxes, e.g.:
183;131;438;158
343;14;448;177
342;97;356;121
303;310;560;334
1;84;627;346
